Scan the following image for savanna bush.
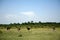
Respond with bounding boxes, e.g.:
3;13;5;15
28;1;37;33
0;30;3;34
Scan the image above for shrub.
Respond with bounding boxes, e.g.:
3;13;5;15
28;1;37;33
0;30;3;34
18;34;22;37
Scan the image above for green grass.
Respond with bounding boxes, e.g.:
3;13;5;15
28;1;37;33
0;28;60;40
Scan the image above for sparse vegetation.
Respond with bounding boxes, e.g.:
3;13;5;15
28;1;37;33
0;21;60;40
18;34;22;37
0;30;3;34
0;28;60;40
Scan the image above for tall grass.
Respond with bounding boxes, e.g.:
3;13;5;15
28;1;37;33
0;28;60;40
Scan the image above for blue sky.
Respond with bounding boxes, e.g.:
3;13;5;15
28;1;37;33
0;0;60;24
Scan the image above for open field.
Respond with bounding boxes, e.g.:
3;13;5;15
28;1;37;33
0;28;60;40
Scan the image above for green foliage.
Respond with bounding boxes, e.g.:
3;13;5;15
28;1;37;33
0;22;60;28
18;34;22;37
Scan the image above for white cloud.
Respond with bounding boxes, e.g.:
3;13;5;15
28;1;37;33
0;11;40;24
5;14;21;23
20;11;36;17
20;11;39;22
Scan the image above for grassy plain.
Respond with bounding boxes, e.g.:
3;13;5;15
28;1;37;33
0;28;60;40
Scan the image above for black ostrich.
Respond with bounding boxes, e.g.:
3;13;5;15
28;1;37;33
7;27;10;30
17;28;20;31
27;27;30;30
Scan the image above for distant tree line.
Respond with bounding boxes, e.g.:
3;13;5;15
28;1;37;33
0;21;60;29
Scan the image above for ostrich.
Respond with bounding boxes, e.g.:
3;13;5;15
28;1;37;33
27;26;30;30
7;27;10;30
17;28;20;31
